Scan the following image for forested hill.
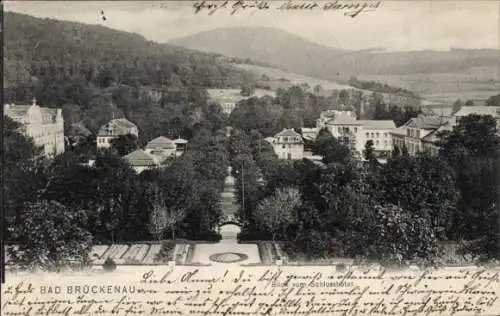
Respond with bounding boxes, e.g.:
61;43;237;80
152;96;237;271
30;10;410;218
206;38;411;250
4;12;256;141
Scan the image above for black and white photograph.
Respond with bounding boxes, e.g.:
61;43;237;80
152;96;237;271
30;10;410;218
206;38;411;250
1;1;500;315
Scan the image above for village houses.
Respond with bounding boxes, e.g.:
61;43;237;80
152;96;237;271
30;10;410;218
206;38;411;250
4;98;65;157
391;105;500;156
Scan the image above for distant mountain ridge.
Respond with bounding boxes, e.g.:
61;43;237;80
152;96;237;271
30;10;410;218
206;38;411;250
170;27;499;81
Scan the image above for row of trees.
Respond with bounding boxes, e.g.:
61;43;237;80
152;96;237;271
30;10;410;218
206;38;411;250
232;114;499;263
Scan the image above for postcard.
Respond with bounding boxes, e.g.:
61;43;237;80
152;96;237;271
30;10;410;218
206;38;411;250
2;1;500;315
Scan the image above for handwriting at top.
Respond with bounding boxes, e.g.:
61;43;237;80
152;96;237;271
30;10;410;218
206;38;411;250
193;1;271;16
192;0;381;18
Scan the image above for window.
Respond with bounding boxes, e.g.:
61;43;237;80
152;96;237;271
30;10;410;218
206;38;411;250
406;129;410;137
376;132;379;137
384;140;387;147
354;127;358;133
376;140;379;146
385;132;388;137
366;132;369;138
284;137;288;142
282;145;286;149
371;133;375;138
288;144;292;148
338;127;342;133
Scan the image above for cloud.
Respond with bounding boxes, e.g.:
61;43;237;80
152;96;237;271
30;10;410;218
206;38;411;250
5;0;499;51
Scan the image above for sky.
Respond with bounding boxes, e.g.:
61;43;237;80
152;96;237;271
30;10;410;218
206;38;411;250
5;0;500;52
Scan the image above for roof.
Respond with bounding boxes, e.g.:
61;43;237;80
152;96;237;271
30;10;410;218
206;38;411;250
405;113;444;130
4;104;32;118
301;128;318;133
123;150;157;167
173;138;188;144
391;126;406;136
275;128;301;137
421;119;455;143
326;111;360;125
145;136;176;149
358;120;396;129
454;106;500;117
98;118;137;137
426;107;454;117
264;137;275;143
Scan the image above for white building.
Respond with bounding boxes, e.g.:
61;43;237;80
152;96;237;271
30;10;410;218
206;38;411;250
97;118;138;149
4;99;65;157
324;111;395;158
316;109;356;130
357;120;396;156
266;128;304;160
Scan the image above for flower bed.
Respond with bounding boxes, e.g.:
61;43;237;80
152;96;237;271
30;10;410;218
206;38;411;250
209;252;248;263
89;245;110;261
175;244;191;264
257;242;276;265
154;242;176;263
122;244;149;264
102;244;129;260
143;244;162;264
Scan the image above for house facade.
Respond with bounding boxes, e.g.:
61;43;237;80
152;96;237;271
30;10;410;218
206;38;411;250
357;120;396;157
323;111;395;158
391;107;465;156
266;128;304;160
4;99;65;157
97;118;138;149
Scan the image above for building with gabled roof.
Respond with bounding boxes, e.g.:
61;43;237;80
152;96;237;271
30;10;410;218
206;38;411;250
97;118;138;150
145;136;177;160
123;149;159;173
267;128;304;160
4;98;65;157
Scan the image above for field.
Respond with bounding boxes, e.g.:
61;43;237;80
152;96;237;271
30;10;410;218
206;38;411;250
234;63;365;92
236;63;499;104
358;66;500;103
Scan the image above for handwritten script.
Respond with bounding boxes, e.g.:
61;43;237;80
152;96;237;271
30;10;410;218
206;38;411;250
192;0;381;17
2;266;499;315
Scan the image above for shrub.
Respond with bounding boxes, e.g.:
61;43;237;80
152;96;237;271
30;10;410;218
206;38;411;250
103;258;116;271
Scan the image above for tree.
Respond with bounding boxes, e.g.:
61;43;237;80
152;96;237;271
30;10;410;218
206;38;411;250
3;116;46;230
366;204;439;264
363;140;379;168
312;128;352;164
254;187;301;242
485;94;500;106
8;200;93;271
110;133;138;156
147;186;167;241
439;114;500;255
